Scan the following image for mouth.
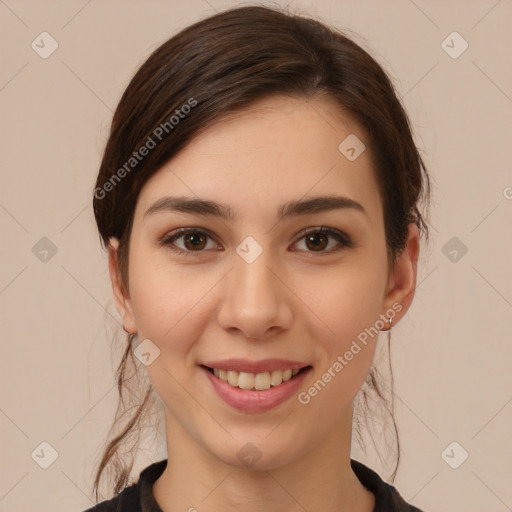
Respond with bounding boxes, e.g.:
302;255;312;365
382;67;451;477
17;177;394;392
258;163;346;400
200;364;312;391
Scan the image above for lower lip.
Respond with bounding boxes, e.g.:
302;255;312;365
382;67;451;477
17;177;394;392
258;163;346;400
201;366;312;413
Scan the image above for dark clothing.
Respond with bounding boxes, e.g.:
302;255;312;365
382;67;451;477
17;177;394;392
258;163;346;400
83;458;426;512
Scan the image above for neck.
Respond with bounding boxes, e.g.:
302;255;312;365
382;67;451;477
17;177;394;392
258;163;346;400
152;405;375;512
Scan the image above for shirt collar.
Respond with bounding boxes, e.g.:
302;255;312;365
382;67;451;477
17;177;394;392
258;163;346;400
137;458;414;512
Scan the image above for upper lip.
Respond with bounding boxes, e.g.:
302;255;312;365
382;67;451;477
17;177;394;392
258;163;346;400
200;358;311;374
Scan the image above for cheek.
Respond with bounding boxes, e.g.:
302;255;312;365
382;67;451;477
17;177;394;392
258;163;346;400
126;257;211;409
128;247;220;361
297;257;386;404
302;262;385;343
296;268;383;416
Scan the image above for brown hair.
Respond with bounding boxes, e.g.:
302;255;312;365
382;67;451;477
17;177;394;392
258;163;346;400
92;3;431;501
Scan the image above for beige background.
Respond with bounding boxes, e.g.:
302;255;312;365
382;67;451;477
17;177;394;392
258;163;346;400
1;0;511;510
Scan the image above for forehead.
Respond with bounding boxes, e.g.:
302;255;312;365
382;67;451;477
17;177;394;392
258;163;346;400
136;94;383;226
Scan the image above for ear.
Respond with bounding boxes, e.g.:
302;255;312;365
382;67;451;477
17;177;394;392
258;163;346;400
108;237;137;334
381;223;420;329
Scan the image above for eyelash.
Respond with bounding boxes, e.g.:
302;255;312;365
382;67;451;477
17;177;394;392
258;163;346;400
159;226;353;257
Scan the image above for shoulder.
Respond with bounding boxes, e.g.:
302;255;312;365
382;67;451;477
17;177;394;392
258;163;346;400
80;483;139;512
350;459;428;512
79;459;168;512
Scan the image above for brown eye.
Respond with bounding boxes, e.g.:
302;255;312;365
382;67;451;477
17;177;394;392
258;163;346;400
293;227;352;254
182;232;207;251
160;226;352;258
304;231;329;251
160;228;218;256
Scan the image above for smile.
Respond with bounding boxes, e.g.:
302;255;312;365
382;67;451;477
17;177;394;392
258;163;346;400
203;366;310;391
201;364;312;413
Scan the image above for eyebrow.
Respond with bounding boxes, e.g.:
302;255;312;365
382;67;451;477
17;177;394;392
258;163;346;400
144;194;368;221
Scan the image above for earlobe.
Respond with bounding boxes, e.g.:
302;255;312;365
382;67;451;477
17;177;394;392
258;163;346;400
108;237;137;334
382;223;420;327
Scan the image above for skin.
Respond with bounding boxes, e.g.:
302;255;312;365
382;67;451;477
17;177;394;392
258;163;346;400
108;94;419;512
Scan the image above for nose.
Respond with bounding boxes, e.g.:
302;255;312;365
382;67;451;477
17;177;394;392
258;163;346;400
216;248;293;340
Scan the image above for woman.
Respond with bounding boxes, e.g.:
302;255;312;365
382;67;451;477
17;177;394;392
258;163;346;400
86;5;431;511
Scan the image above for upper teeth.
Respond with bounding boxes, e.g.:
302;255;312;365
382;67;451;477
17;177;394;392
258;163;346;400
212;368;301;390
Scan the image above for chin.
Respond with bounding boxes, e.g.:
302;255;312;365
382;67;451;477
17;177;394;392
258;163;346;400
207;436;308;472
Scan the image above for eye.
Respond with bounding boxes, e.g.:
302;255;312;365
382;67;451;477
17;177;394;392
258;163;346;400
159;225;352;257
159;228;219;256
292;226;352;254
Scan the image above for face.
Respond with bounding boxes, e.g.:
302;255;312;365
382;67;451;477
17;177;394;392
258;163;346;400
109;94;418;471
